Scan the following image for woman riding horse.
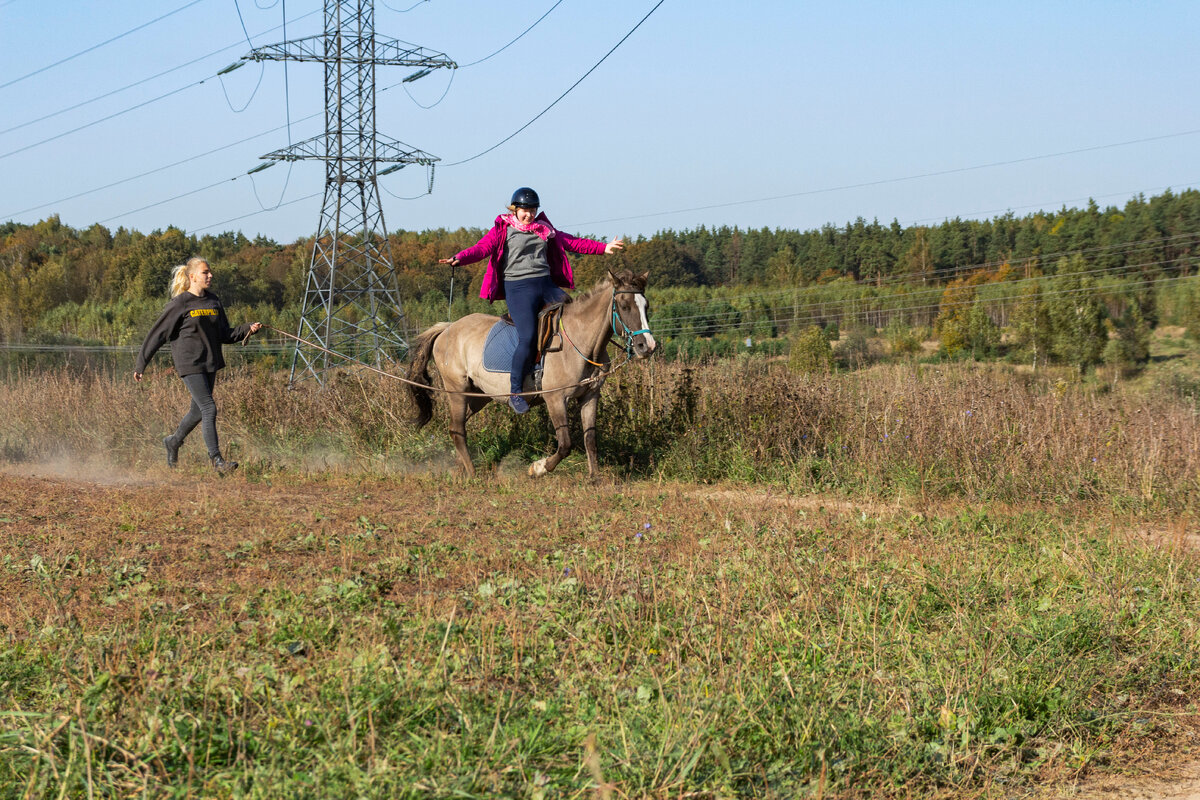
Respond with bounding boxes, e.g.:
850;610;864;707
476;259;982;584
438;187;625;414
408;269;656;478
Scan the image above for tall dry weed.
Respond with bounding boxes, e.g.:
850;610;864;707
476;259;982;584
2;359;1197;508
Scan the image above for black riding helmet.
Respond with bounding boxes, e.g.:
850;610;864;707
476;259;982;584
509;187;540;209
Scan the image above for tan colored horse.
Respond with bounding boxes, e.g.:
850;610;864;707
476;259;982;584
408;269;656;478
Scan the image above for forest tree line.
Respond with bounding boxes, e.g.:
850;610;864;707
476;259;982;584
2;189;1199;367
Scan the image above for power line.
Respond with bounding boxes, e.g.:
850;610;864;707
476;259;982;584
96;157;311;227
2;16;453;226
457;0;565;68
563;128;1200;230
857;227;1200;289
187;190;321;235
1;60;433;223
0;79;213;163
0;342;293;354
232;0;258;46
381;0;430;11
654;270;1199;340
0;13;329;162
0;112;321;220
0;50;223;138
662;244;1198;330
20;69;437;229
379;163;436;200
109;6;643;236
645;239;1200;332
651;256;1199;337
902;181;1200;228
0;7;320;138
219;0;270;112
0;0;209;91
98;174;243;225
623;228;1200;316
401;67;455;109
443;0;665;167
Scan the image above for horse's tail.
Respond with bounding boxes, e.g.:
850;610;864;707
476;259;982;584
407;321;451;428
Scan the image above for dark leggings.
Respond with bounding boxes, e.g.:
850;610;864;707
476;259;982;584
172;372;220;458
503;276;566;394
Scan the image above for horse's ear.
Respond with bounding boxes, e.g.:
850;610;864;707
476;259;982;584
638;271;649;287
607;269;618;284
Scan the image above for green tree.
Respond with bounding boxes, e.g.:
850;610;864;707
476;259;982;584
1104;286;1157;374
1046;260;1107;374
789;324;833;373
1011;280;1052;369
934;279;999;358
625;238;703;287
1182;279;1200;340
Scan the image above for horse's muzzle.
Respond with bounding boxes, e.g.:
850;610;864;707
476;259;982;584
632;334;657;359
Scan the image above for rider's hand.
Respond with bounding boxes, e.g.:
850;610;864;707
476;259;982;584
605;237;625;255
439;257;459;266
249;322;263;334
133;372;143;383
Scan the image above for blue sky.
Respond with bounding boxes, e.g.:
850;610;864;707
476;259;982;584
1;0;1198;243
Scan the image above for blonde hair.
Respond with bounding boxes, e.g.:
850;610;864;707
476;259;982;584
169;257;208;297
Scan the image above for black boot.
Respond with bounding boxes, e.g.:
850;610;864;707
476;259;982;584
163;436;180;468
211;454;238;475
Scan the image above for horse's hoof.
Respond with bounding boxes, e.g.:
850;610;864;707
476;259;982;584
529;459;548;478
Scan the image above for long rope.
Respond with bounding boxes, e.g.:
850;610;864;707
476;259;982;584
265;326;629;398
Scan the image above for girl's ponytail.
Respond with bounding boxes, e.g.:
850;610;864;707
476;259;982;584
168;264;190;298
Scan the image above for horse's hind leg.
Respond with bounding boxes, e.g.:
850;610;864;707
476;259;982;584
529;393;572;478
447;390;485;478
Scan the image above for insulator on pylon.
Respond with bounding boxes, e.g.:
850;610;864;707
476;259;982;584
402;68;432;83
217;61;247;76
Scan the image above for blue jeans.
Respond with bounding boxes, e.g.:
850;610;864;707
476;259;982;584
173;372;220;458
503;276;566;395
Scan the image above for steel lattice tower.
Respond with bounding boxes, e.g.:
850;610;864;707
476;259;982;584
243;0;455;385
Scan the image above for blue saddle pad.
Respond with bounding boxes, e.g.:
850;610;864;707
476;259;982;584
482;319;543;376
482;320;518;373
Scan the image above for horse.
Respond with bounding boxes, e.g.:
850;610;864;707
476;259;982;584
407;269;657;478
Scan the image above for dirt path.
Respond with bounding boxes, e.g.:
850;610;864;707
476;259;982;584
1041;756;1200;800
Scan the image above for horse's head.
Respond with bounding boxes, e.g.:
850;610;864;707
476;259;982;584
609;269;657;359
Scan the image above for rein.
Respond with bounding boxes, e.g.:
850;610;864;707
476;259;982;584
265;326;626;399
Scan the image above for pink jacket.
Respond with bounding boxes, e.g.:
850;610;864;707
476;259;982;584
453;212;609;302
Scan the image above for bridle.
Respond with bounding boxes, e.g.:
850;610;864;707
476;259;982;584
610;288;652;352
559;286;652;368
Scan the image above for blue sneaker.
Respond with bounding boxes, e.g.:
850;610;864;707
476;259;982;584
508;394;529;414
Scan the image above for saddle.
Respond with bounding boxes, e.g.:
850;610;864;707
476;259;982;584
500;299;567;364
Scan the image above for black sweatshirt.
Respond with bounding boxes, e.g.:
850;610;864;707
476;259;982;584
135;291;253;376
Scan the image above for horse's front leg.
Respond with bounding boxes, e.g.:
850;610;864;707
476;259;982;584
529;392;572;478
579;389;602;478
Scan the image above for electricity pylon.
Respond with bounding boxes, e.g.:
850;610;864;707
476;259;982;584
243;0;455;385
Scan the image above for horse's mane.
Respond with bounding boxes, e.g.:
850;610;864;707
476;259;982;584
573;269;642;304
573;276;614;305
